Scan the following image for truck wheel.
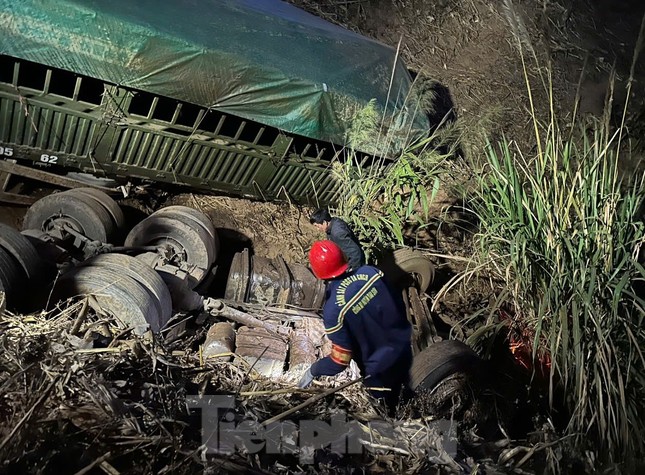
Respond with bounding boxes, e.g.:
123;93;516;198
393;248;435;294
53;265;169;334
153;206;218;265
155;206;219;258
0;222;43;285
124;215;211;287
0;246;22;308
410;340;480;392
67;188;126;232
79;253;172;326
58;190;117;240
23;192;115;243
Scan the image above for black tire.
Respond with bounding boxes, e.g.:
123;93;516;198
155;206;219;259
59;190;117;241
0;222;42;284
67;188;126;232
393;248;435;294
53;266;167;334
410;340;480;392
80;253;172;325
23;192;115;243
0;246;21;307
124;215;210;287
153;207;217;265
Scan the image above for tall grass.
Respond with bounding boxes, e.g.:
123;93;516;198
469;114;645;459
461;3;645;462
329;49;458;259
329;4;645;460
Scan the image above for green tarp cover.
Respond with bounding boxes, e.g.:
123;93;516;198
0;0;429;155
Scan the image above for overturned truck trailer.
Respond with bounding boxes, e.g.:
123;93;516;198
0;0;430;204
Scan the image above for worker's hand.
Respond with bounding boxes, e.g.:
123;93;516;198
297;367;315;389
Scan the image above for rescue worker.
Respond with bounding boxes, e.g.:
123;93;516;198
309;208;365;271
298;240;412;413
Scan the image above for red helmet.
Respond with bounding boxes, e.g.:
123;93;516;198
309;240;348;280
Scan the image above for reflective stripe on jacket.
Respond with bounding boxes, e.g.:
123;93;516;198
311;265;411;378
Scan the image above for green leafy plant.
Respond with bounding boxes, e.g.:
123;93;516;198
330;137;446;260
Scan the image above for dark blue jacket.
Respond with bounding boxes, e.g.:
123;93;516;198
311;265;412;379
326;218;365;271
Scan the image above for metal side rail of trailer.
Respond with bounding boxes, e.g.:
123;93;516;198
0;56;347;205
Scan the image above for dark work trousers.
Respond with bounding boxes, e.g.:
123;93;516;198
364;347;413;415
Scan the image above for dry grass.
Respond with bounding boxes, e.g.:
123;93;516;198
0;306;464;474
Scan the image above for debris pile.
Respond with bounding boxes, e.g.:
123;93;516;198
0;193;574;473
0;307;463;474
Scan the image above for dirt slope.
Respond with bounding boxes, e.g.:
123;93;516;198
290;0;645;153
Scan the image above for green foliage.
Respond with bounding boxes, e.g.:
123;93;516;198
469;118;645;460
462;5;645;462
329;99;449;259
345;99;381;152
331;140;446;260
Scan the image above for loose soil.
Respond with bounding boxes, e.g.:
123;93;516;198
290;0;645;153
